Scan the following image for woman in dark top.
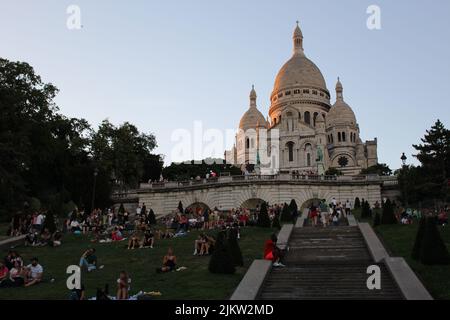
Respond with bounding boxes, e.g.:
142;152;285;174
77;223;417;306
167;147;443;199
156;248;177;273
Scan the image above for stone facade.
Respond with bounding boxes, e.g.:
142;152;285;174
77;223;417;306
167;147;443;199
130;177;383;216
226;23;378;175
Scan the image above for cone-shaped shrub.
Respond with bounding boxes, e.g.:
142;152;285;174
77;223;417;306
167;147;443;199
373;210;381;227
281;203;293;223
361;201;372;219
227;228;243;267
272;213;281;230
118;203;125;214
411;217;426;260
257;202;271;228
178;201;184;214
209;231;236;274
419;217;450;265
289;199;298;217
381;199;397;224
147;209;157;225
354;197;361;209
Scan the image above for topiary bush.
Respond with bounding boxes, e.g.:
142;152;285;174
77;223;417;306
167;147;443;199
411;217;426;260
289;199;298;218
419;217;450;265
147;209;157;225
361;201;372;219
257;202;271;228
209;231;236;274
178;201;184;214
227;228;243;267
280;203;293;223
373;210;381;227
381;199;397;224
272;213;281;230
354;197;361;209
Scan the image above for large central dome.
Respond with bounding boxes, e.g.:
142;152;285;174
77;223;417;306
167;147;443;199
272;23;328;95
273;55;327;92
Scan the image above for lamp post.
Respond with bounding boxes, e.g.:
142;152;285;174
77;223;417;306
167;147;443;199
91;168;99;211
401;153;407;166
400;153;408;206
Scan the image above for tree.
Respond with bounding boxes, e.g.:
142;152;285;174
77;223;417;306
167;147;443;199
147;209;157;225
257;202;271;228
413;120;450;204
361;201;372;219
209;231;235;274
360;163;392;176
42;211;57;234
227;228;243;267
354;197;361;209
419;217;450;265
381;199;397;225
280;203;293;223
411;217;426;260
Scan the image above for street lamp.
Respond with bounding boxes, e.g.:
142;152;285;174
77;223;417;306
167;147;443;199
401;153;407;166
91;168;99;211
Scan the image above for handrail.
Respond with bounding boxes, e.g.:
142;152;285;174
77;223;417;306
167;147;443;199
136;174;398;190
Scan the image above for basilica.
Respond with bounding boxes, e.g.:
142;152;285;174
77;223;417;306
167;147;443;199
225;23;378;176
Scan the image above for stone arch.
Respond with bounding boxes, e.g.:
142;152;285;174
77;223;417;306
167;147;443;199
234;186;275;208
185;202;211;214
179;191;216;213
240;198;267;211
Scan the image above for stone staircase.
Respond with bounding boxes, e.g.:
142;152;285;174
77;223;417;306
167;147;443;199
258;226;403;300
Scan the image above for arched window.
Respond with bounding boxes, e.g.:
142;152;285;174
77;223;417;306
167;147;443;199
338;132;342;142
313;112;318;127
305;143;312;166
298;112;302;120
342;132;346;142
286;142;294;162
304;111;311;125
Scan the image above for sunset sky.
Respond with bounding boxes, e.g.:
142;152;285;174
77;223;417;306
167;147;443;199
1;0;449;169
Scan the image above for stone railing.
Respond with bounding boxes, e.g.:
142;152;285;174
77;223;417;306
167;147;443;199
138;174;398;190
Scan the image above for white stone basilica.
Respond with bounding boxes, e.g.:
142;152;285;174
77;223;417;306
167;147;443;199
225;23;378;176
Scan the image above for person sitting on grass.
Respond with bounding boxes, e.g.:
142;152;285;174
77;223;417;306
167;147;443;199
51;231;63;247
69;283;86;300
263;234;285;267
111;227;124;241
79;248;98;272
116;271;131;300
24;257;43;287
0;261;8;287
193;233;205;255
39;228;52;246
4;261;26;287
4;251;23;270
141;230;154;248
24;231;39;247
127;232;141;250
156;248;177;273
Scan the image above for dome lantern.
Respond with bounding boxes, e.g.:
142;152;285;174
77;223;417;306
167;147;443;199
293;21;304;56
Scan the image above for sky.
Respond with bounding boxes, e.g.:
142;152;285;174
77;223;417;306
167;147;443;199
1;0;449;171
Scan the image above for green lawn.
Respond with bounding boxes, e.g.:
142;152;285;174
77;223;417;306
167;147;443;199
0;227;273;300
375;224;450;300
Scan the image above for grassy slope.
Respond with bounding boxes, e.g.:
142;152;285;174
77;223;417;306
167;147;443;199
375;224;450;300
0;227;273;300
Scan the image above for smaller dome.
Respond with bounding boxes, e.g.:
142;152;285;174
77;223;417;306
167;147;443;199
239;86;268;130
326;79;357;127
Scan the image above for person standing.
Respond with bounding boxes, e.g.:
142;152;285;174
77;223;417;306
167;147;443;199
345;200;352;216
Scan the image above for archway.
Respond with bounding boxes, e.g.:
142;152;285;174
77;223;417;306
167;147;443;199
186;202;211;215
300;198;323;216
241;198;267;212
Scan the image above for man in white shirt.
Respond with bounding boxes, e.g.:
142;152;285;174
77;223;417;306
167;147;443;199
35;212;45;231
25;257;43;287
345;200;352;216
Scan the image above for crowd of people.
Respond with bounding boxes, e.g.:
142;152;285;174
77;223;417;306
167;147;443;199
0;252;44;288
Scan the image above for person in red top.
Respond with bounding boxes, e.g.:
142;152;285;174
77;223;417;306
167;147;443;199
0;261;8;286
263;234;285;267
